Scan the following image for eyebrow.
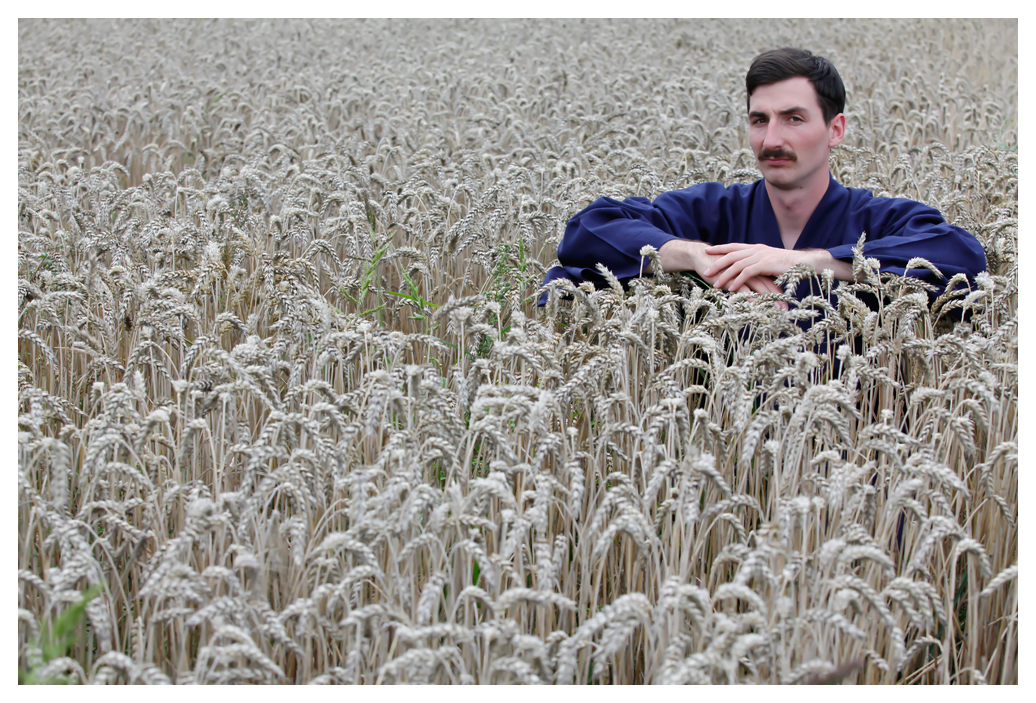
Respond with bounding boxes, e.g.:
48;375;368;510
749;106;810;119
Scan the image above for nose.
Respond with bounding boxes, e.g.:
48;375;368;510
762;120;784;150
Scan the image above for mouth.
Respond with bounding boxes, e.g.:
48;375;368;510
759;150;795;166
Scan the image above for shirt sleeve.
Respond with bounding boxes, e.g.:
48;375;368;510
548;183;740;286
553;195;678;284
826;197;987;286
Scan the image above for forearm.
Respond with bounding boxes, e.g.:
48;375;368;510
702;242;858;291
804;249;855;281
651;239;712;274
662;241;855;280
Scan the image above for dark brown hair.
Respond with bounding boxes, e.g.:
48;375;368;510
746;48;845;124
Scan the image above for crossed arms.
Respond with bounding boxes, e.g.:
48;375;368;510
652;239;855;306
541;182;987;308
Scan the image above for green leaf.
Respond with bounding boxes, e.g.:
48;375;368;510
23;584;103;684
384;290;439;308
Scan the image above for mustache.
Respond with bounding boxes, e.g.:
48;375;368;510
759;148;796;160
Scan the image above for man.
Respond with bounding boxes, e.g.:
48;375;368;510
538;48;987;312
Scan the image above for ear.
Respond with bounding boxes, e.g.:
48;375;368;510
828;113;846;147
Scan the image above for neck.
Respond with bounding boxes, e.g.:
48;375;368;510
764;172;831;248
764;170;831;216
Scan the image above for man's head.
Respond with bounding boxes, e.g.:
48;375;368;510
745;48;846;194
746;48;845;125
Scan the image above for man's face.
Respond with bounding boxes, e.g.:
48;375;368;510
748;76;845;193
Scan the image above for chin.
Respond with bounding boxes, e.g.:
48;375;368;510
763;173;795;189
759;164;791;180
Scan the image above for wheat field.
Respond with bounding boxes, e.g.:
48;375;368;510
18;18;1017;684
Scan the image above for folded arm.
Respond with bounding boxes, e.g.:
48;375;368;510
653;239;788;306
700;243;856;291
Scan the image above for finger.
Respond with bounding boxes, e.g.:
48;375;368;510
716;252;787;284
711;269;735;289
727;264;767;292
712;260;755;289
746;276;789;310
701;251;752;277
708;260;742;288
732;277;770;301
744;276;774;294
730;278;760;294
759;277;789;309
753;276;783;295
704;243;752;254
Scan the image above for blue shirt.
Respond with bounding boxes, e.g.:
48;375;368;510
539;176;987;307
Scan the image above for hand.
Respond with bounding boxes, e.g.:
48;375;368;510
734;274;789;310
702;243;816;291
691;244;788;308
656;239;788;309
